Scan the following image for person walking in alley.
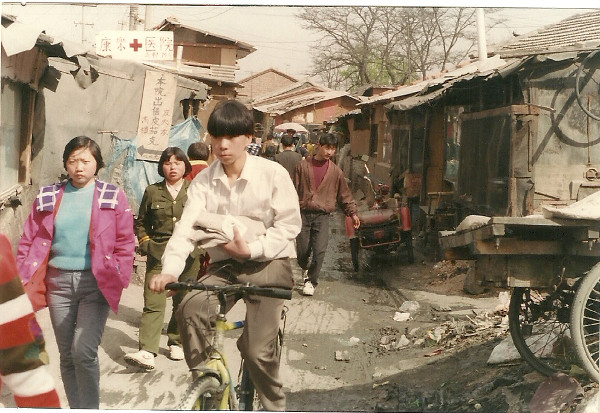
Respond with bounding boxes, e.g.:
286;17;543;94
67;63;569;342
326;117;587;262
274;133;303;177
185;141;210;181
148;99;301;411
293;133;360;296
124;147;201;370
17;136;136;409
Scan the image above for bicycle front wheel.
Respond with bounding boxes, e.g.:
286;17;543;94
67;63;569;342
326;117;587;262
570;267;600;382
176;376;224;410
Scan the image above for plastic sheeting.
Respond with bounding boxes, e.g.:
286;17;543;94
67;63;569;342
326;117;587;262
542;190;600;220
103;116;205;213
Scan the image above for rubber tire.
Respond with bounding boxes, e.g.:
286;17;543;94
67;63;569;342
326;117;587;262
570;266;600;382
238;364;260;411
404;232;414;264
508;287;574;376
350;238;360;272
177;376;223;410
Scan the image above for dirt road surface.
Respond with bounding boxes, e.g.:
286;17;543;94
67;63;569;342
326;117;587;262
2;211;597;411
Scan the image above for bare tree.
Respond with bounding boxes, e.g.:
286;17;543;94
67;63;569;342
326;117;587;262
299;6;383;89
299;6;488;90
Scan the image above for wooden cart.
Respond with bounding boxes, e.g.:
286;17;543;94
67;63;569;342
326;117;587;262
439;216;600;381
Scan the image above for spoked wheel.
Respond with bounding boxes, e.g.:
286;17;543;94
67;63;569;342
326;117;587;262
570;266;600;382
509;287;576;376
177;376;224;410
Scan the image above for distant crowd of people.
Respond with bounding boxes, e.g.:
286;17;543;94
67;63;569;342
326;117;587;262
2;100;359;411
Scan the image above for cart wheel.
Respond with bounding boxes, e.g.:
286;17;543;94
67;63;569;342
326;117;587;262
350;238;360;272
570;266;600;382
508;287;576;376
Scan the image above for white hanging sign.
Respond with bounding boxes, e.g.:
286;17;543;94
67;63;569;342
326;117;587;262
96;31;174;60
136;70;177;161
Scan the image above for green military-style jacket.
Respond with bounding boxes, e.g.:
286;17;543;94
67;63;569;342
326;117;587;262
136;179;195;261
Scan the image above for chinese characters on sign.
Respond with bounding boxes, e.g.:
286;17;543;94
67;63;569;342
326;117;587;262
95;31;174;60
136;70;177;161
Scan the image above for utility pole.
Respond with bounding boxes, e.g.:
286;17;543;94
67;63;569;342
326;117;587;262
73;4;94;47
129;4;139;30
144;5;153;30
476;8;488;63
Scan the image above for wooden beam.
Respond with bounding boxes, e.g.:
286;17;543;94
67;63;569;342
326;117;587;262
438;224;494;249
471;239;563;255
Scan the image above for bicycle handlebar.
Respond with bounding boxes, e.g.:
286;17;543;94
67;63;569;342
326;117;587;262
165;281;293;300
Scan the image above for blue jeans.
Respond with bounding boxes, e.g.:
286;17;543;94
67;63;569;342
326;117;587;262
46;267;110;409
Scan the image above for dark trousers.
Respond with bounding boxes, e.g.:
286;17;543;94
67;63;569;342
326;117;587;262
296;211;330;285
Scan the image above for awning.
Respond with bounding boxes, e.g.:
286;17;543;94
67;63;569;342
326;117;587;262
385;84;451;112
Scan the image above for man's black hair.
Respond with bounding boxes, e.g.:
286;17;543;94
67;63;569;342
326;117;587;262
158;147;192;177
264;145;277;157
207;100;254;138
187;141;210;161
63;136;105;174
318;132;338;147
281;134;295;147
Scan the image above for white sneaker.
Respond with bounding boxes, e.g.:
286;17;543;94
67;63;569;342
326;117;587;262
169;345;185;361
302;281;315;296
124;349;155;370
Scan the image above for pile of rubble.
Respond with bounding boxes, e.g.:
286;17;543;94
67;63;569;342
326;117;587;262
373;293;511;356
431;260;471;281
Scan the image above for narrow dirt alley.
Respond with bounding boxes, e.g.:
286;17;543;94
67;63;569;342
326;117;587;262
1;211;597;411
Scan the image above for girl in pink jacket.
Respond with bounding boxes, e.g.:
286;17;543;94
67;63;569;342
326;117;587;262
17;136;136;409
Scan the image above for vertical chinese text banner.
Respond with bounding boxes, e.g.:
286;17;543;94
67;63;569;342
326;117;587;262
136;70;177;161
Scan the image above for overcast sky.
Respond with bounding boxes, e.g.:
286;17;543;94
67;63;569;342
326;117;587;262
2;1;597;82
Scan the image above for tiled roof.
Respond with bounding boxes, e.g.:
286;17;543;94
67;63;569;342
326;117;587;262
239;68;298;84
153;16;256;56
254;90;360;115
495;10;600;57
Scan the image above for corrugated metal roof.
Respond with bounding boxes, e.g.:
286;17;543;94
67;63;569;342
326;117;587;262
362;54;514;106
495;10;600;57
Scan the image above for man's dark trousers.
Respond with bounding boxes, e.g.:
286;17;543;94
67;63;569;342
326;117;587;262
296;211;330;285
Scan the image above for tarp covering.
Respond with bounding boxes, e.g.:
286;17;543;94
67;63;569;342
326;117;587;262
542;190;600;220
1;16;88;57
103;116;205;212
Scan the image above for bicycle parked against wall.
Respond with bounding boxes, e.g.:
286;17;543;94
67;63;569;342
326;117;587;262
165;281;291;410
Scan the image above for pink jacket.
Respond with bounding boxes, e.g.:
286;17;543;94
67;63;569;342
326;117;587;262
17;180;136;313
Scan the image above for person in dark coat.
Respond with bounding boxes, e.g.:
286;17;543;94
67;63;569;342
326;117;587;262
274;133;302;176
293;133;360;296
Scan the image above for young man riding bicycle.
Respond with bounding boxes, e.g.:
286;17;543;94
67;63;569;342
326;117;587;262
149;100;301;411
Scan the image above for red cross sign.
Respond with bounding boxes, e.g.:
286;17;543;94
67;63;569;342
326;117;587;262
130;39;143;52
